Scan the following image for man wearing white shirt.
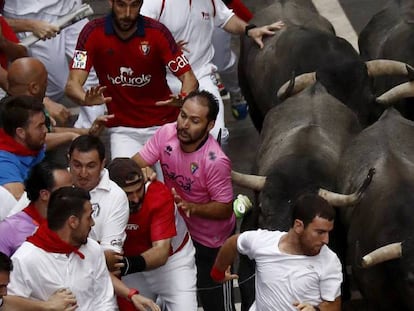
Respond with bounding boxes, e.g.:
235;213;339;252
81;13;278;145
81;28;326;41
67;135;159;311
68;134;129;253
141;0;284;143
8;186;117;310
212;193;342;311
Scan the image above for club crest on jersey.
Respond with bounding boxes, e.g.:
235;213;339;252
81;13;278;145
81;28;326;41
139;41;150;56
72;50;87;69
190;162;199;174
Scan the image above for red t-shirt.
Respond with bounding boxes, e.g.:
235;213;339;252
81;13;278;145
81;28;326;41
0;16;19;69
72;15;192;128
123;180;176;257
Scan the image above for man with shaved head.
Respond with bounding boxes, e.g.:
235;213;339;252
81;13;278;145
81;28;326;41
5;57;112;152
7;57;70;125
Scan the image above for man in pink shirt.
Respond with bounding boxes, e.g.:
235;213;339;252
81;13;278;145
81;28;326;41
132;90;236;311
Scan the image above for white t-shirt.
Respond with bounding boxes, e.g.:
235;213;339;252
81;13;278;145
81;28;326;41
88;169;129;252
238;230;342;311
141;0;234;79
8;238;117;311
3;0;81;17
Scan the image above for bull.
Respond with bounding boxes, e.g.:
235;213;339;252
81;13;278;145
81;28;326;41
359;0;414;119
336;107;414;310
240;0;413;130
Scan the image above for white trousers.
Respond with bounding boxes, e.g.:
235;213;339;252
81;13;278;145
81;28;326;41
122;239;198;311
212;27;242;95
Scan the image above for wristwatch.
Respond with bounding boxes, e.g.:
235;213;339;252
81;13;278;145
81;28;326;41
244;24;257;37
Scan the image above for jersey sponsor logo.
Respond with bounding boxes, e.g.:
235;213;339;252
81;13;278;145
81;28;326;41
190;162;199;174
139;41;151;56
167;54;189;73
126;224;140;230
72;50;87;69
107;67;152;87
162;163;194;193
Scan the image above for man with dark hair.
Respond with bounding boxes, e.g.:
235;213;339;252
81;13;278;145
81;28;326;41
107;157;197;311
211;193;342;311
68;135;158;310
0;160;72;256
6;187;117;310
68;135;129;252
0;95;47;218
65;0;198;161
141;0;284;144
132;90;236;311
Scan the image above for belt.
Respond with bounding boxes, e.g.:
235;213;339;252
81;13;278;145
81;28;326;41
172;232;190;255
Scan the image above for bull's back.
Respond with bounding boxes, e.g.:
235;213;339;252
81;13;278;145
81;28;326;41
256;85;361;175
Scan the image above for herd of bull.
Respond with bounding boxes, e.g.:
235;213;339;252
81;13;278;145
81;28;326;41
230;0;414;310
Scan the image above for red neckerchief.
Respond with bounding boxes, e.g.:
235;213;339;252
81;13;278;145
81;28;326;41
27;223;85;259
22;203;46;226
0;129;39;156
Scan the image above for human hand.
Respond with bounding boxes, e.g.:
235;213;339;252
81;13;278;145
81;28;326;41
84;85;112;106
293;301;319;311
249;20;285;49
43;97;71;125
172;188;192;217
156;93;186;108
141;166;157;182
46;288;78;311
104;249;124;274
130;294;161;311
176;40;190;53
31;20;60;40
211;265;239;283
88;114;114;136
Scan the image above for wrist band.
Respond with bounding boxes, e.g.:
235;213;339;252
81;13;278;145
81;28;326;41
127;288;139;301
244;24;257;37
210;265;225;282
179;92;187;99
121;255;146;276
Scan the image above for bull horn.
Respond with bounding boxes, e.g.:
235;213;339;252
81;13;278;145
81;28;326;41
318;168;375;206
231;170;266;191
376;81;414;106
277;72;316;100
361;242;402;268
366;59;414;77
